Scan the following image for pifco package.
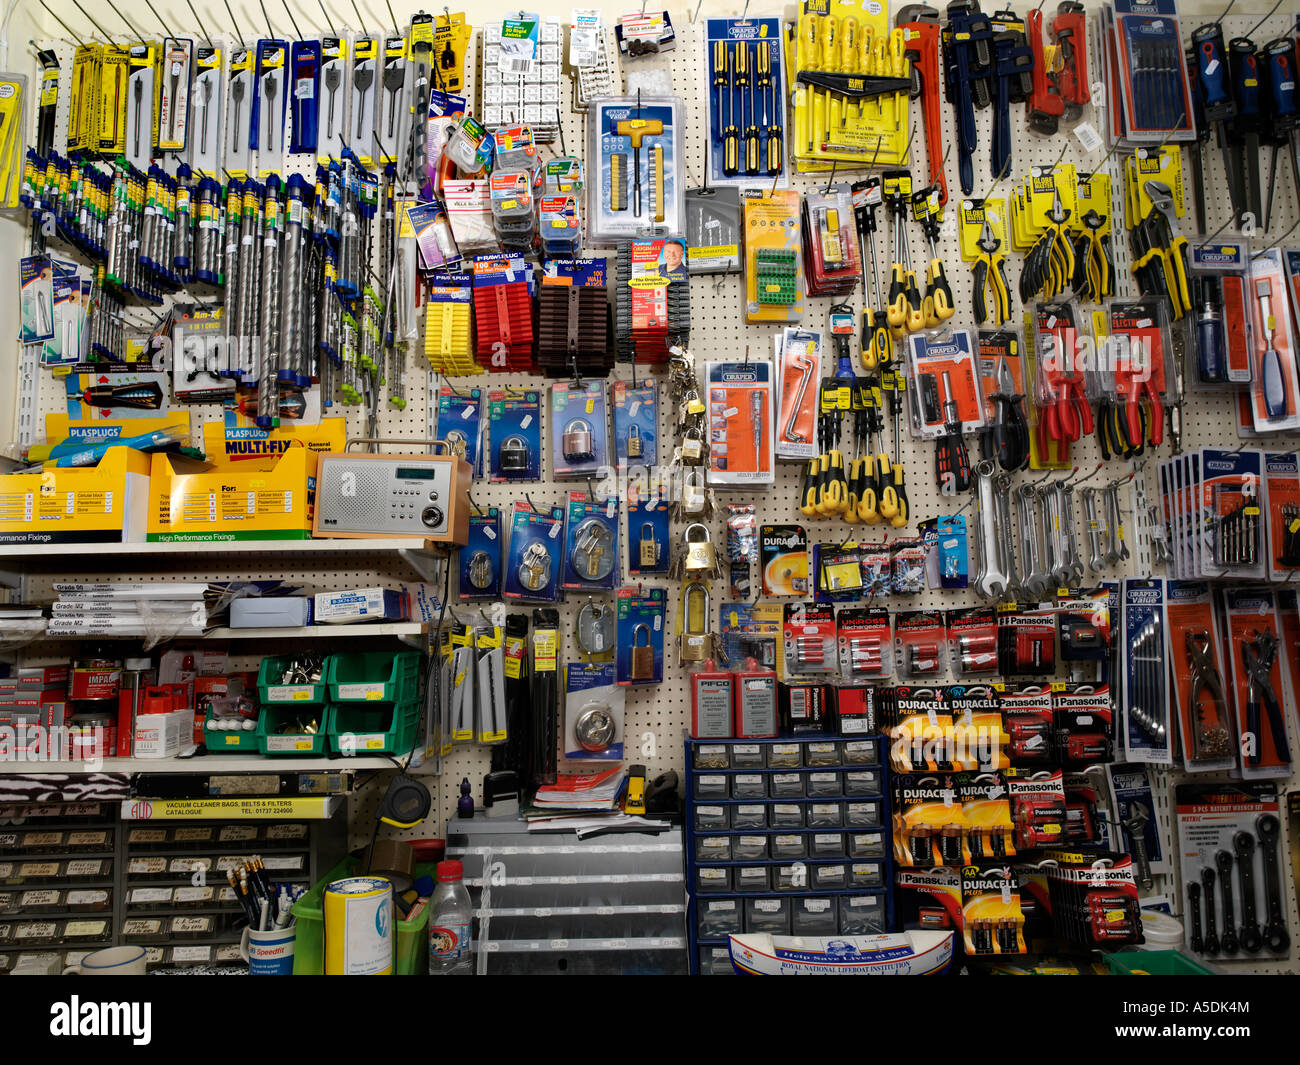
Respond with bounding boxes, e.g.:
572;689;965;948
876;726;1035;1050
617;588;665;686
551;380;609;479
962;867;1027;957
1263;452;1300;581
1120;578;1172;765
743;189;803;323
1223;588;1294;780
564;663;624;762
1164;580;1233;773
503;501;564;603
705;360;775;486
587;95;684;241
611;379;658;469
689;664;733;738
734;667;778;738
459;507;502;600
1246;249;1300;434
1174;782;1290;962
957;773;1015;861
760;523;807;597
489;389;541;482
562;492;619;591
435;385;484;477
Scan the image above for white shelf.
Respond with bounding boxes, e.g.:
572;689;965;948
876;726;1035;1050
0;753;404;775
29;622;429;642
0;538;437;560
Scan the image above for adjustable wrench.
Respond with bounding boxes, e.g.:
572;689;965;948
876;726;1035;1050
1121;801;1153;890
1216;850;1239;955
1256;814;1291;954
1234;830;1263;954
974;460;1008;599
1201;866;1220;955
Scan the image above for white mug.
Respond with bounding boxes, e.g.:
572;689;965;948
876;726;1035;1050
239;925;296;975
63;945;148;975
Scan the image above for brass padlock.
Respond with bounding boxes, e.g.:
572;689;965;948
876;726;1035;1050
630;624;655;680
467;550;494;590
561;418;594;462
627;423;643;459
638;522;659;568
679;581;711;665
682;522;718;577
518;542;552;591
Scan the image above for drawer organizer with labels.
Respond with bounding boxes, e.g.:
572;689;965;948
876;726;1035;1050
684;732;894;975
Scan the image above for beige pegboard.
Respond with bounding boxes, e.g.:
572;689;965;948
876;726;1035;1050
14;2;1300;974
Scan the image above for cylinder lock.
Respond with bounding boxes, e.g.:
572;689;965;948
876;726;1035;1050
630;623;655;680
499;435;530;474
679;581;711;664
561;418;595;462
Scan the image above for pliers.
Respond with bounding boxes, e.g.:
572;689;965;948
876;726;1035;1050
1185;629;1231;762
972;222;1011;325
1071;209;1113;303
1131;180;1191;319
1241;630;1291;767
987;357;1028;470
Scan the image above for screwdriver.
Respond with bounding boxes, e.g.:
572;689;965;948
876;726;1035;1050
722;43;739;176
739;42;759;175
858;376;885;523
852;178;892;372
819;16;838;137
934;371;971;493
712;39;729;168
1195;276;1226;383
885;370;909;528
915;189;955;327
886;183;909;334
878;374;900;522
755;42;782;175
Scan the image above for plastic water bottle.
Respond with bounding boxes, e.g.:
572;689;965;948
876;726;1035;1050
427;860;473;974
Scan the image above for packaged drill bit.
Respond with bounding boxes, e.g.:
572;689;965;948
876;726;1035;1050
350;37;379;164
34;49;58;158
189;44;223;176
125;44;157;172
588;95;684;242
316;37;348;163
156;38;193;154
225;47;255;175
684;186;741;274
289;41;321;155
377;35;410;166
253;40;288;176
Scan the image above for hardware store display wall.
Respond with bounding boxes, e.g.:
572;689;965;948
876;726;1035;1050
10;1;1300;974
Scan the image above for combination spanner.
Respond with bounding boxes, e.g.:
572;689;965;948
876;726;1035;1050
1256;814;1291;954
974;460;1008;599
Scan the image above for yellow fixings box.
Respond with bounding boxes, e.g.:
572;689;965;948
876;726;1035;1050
0;447;151;545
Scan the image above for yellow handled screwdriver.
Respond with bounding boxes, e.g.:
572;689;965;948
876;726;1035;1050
915;193;955;327
722;43;739;176
755;42;781;175
738;42;759;175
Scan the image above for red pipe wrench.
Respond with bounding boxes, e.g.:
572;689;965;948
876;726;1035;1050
897;5;947;208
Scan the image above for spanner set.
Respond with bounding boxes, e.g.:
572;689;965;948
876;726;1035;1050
1177;785;1291;960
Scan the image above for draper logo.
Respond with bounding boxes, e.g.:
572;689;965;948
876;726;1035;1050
50;998;152;1046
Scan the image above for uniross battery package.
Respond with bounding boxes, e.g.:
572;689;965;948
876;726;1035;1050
588;95;684;242
684;186;741;274
705;360;774;486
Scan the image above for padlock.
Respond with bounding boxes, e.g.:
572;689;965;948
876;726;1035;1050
630;624;655;680
679;581;711;665
467;550;494;590
577;601;615;655
561;418;594;462
499;435;530;474
518;541;552;591
681;522;718;577
571;518;614;582
638;522;660;568
627;423;643;459
680;467;709;515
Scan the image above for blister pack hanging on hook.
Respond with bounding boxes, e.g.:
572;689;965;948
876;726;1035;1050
460;507;502;600
503;500;564;602
562;492;620;592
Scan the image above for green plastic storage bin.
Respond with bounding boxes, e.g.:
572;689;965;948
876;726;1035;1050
330;699;419;757
202;710;260;752
256;704;333;756
327;652;420;704
257;655;330;706
1104;950;1212;975
291;857;431;975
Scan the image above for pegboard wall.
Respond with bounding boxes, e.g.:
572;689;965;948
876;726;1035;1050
13;1;1300;974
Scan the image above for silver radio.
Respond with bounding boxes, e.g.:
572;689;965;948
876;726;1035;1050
313;441;472;544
